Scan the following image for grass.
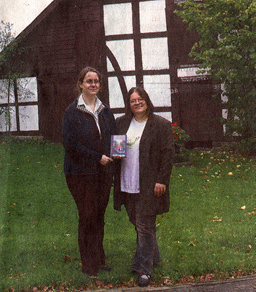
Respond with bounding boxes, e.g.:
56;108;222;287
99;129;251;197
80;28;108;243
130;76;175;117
0;138;255;291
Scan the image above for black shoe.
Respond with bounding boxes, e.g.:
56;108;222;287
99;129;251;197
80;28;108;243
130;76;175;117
99;264;111;271
82;269;98;278
138;274;150;287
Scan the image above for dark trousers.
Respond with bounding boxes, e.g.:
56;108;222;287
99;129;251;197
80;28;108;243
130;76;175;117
123;193;162;275
66;169;112;275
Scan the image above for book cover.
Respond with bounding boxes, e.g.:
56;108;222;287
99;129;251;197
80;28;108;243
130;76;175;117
110;135;127;157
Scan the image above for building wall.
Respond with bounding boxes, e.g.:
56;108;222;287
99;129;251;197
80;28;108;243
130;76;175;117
14;0;106;142
0;0;225;144
167;0;223;143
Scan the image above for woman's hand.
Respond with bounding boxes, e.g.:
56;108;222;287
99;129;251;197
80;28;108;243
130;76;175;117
154;183;166;197
113;156;122;160
100;155;113;166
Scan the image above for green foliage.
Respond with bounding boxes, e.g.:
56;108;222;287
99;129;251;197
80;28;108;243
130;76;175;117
174;0;256;153
0;21;20;78
0;140;254;291
171;121;191;145
0;21;15;50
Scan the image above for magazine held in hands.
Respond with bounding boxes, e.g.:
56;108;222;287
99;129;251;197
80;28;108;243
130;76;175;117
110;135;127;157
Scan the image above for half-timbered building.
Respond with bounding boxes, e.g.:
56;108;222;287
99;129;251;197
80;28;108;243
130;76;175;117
0;0;225;144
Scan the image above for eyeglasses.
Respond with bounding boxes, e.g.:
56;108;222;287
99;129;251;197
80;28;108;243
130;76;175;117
130;98;145;104
83;79;100;85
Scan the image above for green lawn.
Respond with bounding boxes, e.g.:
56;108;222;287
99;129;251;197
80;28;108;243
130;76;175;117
0;139;254;291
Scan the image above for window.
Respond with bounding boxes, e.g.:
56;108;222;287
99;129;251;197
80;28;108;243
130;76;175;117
104;0;172;119
0;77;39;133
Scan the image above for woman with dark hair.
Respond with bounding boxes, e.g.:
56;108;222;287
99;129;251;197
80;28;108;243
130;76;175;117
62;67;115;277
114;86;175;287
124;86;154;118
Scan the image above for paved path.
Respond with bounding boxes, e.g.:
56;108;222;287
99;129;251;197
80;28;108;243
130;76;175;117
87;276;255;292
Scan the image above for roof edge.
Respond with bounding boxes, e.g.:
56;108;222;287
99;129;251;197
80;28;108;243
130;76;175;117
16;0;63;40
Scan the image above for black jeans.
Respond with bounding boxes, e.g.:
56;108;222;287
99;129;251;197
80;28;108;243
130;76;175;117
66;168;112;275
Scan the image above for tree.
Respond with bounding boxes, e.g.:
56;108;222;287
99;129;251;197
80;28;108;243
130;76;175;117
0;21;17;132
0;21;32;134
175;0;256;153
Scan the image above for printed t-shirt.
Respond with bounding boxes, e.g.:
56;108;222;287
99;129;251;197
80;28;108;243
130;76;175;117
121;117;147;193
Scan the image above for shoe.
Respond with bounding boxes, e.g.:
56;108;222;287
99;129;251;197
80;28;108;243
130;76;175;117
138;274;150;287
82;269;98;278
99;264;111;271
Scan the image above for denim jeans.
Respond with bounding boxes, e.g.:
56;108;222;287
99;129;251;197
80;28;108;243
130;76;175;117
123;193;162;275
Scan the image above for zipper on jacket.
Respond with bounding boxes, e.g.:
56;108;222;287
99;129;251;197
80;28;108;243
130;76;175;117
76;104;105;139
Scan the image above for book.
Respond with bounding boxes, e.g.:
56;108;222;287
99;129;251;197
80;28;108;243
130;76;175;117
110;135;127;157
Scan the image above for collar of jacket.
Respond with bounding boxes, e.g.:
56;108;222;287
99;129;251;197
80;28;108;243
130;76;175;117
120;113;154;135
76;96;106;117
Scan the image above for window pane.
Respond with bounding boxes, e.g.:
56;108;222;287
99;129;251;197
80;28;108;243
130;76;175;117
107;40;135;72
108;76;136;108
17;77;38;102
0;106;17;132
124;76;136;93
155;112;172;122
141;38;169;70
140;0;166;33
104;3;133;36
19;105;39;131
143;75;171;107
0;79;15;104
108;77;125;108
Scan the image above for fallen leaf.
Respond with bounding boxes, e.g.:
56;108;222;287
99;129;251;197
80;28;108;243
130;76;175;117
211;216;222;222
240;205;246;210
246;211;255;216
64;255;71;262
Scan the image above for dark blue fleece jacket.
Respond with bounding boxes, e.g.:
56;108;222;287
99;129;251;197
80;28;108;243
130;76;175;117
62;99;115;175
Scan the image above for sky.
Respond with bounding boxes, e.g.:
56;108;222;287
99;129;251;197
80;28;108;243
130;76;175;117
0;0;53;36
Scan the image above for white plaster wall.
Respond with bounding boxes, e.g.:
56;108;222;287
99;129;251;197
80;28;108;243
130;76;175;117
104;3;133;36
139;0;166;33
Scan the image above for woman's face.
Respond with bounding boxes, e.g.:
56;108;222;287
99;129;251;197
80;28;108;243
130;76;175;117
79;71;100;97
130;92;148;117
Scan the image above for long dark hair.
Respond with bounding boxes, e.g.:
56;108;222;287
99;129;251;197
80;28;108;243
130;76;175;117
125;87;154;118
77;67;103;93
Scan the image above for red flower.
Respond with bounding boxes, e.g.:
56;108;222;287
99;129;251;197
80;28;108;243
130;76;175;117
171;121;190;145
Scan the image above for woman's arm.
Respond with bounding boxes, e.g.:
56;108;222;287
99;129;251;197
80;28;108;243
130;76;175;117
155;119;175;189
